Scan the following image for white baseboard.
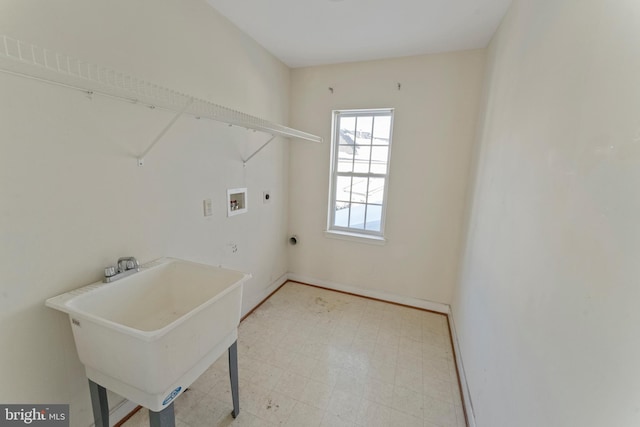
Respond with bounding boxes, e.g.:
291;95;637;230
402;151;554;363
93;398;138;427
241;273;289;318
448;309;476;427
286;273;451;314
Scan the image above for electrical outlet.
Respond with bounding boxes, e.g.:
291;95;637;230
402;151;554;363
263;191;271;204
203;199;213;216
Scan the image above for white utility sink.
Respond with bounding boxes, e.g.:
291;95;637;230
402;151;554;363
46;258;250;412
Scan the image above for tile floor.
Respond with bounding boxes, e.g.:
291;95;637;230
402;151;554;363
123;282;466;427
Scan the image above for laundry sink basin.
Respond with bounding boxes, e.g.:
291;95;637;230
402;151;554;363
46;258;251;411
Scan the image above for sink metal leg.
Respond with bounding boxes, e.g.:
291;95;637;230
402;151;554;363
88;380;109;427
229;340;240;418
149;403;175;427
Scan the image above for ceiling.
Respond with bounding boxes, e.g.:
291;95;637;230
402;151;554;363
205;0;512;68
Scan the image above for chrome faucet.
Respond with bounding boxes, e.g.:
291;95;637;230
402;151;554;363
103;256;140;283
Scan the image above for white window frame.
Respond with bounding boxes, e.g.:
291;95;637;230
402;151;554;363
327;108;394;241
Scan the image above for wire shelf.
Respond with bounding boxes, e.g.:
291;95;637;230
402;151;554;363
0;34;323;154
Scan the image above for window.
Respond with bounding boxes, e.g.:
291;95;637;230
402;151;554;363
327;109;394;240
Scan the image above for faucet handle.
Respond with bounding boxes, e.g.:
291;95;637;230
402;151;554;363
117;256;139;272
104;266;117;278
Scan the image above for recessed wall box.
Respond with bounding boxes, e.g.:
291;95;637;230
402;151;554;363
227;188;248;217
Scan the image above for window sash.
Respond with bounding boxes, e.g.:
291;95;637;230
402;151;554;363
330;174;387;235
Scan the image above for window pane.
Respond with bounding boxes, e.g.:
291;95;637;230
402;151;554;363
335;176;352;202
334;202;350;228
370;146;389;174
350;177;368;203
337;146;354;172
338;115;356;173
340;116;356;137
367;177;385;204
365;204;382;231
373;116;391;145
349;203;366;229
353;145;371;173
355;116;373;146
339;130;356;146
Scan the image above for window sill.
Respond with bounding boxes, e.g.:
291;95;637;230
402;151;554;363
324;230;387;246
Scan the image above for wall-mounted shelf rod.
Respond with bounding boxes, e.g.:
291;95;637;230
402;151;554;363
0;34;323;166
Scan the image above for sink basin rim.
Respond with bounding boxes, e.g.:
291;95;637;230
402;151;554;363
45;257;251;342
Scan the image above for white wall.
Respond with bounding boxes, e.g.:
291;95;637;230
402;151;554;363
452;0;640;426
0;0;291;425
289;51;485;304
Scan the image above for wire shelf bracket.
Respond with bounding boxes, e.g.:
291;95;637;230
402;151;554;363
242;135;277;167
137;97;194;166
0;34;323;167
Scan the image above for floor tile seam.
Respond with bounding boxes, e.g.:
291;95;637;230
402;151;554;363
356;396;404;415
423;393;462;410
301;375;339;394
174;416;192;427
421;341;449;356
421;372;455;386
422;375;457;390
422;387;459;407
